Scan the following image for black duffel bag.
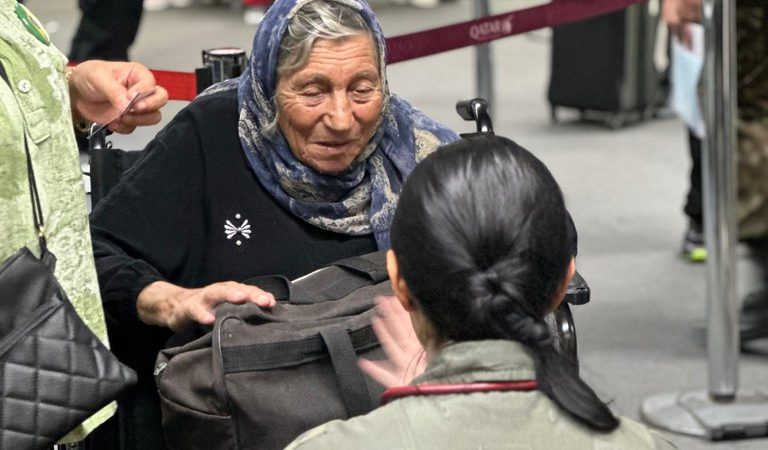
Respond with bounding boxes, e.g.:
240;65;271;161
154;252;389;450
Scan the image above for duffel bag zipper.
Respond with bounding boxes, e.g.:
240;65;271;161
154;361;167;376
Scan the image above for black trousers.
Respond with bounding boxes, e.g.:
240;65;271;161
69;0;144;61
684;130;703;226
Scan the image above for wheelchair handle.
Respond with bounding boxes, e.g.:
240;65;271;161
456;98;493;133
88;124;110;150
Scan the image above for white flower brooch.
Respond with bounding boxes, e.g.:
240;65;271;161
224;213;251;246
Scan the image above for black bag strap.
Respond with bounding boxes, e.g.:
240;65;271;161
242;275;293;302
332;253;388;283
220;324;377;373
307;274;371;305
23;136;55;270
319;325;372;417
290;252;388;304
24;137;47;255
242;253;388;305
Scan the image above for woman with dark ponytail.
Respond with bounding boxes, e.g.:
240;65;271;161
285;135;675;449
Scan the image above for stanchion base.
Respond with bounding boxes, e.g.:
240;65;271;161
641;389;768;440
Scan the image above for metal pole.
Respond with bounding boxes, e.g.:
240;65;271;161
702;0;738;399
474;0;494;118
641;0;768;439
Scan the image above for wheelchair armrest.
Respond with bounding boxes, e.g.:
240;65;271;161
565;270;590;305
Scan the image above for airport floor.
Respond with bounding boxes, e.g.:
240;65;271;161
28;0;768;448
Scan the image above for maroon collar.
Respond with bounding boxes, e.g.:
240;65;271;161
381;380;538;405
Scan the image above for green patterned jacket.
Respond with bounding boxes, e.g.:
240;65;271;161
0;0;114;442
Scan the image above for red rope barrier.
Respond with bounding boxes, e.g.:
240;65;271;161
148;0;648;101
150;69;198;103
386;0;647;64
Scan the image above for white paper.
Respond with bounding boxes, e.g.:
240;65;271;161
671;24;706;138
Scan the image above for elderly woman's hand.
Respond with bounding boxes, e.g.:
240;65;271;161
137;281;276;332
358;295;427;388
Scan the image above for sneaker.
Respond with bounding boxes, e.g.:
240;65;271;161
169;0;194;7
143;0;170;11
682;220;707;262
243;6;265;25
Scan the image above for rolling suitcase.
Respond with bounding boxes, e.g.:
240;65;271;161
547;2;666;128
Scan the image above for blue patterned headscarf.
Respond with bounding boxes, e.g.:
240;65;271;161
236;0;458;249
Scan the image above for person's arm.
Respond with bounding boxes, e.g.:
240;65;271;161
67;60;169;134
662;0;702;25
662;0;703;47
90;107;273;333
137;280;275;332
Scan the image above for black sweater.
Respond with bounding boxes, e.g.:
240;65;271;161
90;87;377;376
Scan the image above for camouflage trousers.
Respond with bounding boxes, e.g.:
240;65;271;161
736;6;768;239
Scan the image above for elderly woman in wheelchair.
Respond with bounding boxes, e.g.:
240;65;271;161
93;0;457;336
89;0;456;447
89;0;598;448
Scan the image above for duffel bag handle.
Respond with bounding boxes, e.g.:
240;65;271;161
319;325;373;417
242;252;388;305
243;253;386;292
332;252;388;283
242;275;293;302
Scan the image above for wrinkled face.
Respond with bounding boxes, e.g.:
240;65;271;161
275;34;384;174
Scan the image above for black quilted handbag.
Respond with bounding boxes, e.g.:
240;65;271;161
0;141;137;449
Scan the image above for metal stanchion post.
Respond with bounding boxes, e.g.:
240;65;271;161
474;0;494;119
640;0;768;439
702;0;738;400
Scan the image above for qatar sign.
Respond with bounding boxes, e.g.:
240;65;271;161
469;15;514;42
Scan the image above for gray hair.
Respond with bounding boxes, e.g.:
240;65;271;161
264;1;378;136
277;1;376;78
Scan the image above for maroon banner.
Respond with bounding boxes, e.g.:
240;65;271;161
386;0;647;64
141;0;648;100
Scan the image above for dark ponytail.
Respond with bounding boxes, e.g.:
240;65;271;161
391;135;619;432
470;260;618;432
535;344;618;431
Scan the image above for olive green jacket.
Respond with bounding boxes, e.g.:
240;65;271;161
0;0;114;442
286;340;676;450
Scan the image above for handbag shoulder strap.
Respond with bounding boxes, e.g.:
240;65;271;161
23;136;52;268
